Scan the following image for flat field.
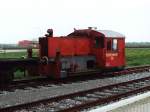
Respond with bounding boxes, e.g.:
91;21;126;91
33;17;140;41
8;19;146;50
126;48;150;66
0;48;150;67
0;49;38;58
0;48;150;79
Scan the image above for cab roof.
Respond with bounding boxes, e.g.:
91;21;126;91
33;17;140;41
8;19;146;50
68;29;125;38
98;30;125;38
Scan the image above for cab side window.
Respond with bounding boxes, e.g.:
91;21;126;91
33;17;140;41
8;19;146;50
112;39;118;51
107;39;118;51
107;40;111;51
95;37;104;48
95;37;100;48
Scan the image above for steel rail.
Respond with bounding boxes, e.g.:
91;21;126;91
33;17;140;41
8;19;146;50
1;65;150;91
1;75;150;112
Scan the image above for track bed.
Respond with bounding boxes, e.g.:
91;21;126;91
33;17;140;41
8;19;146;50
1;73;150;112
0;66;150;111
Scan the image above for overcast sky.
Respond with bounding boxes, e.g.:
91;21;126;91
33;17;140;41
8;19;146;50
0;0;150;43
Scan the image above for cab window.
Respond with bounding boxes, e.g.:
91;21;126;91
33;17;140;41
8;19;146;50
95;37;100;48
95;37;104;48
112;39;118;51
107;40;111;50
107;39;118;51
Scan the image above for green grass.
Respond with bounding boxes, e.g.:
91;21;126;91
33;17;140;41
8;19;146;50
0;49;38;58
0;50;38;79
0;48;147;79
126;48;150;66
0;48;149;79
14;70;26;79
0;52;27;58
0;48;150;67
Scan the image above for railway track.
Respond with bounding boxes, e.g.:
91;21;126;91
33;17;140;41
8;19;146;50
0;65;150;91
1;74;150;112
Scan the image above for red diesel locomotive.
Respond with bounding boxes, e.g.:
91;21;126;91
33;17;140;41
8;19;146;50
39;28;125;79
0;27;125;85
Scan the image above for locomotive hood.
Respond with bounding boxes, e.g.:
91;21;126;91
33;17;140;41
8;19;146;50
68;29;105;38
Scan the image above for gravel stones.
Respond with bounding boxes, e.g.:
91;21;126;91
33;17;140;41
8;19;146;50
0;72;150;109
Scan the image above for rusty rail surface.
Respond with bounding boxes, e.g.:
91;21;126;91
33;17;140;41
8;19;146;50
1;73;150;111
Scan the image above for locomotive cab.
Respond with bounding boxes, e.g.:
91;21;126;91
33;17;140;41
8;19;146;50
104;31;125;70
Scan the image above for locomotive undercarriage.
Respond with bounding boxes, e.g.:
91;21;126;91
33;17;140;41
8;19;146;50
60;55;124;77
60;55;98;77
60;55;96;71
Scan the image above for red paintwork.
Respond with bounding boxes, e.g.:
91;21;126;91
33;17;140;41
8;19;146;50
69;29;106;68
105;38;125;68
39;28;125;78
47;37;91;57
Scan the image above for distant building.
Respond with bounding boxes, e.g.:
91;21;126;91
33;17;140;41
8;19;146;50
18;40;31;47
18;40;38;48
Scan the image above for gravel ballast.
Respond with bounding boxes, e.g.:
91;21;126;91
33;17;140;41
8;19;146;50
0;72;150;108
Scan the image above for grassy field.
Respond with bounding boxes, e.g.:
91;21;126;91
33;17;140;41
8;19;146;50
126;48;150;66
0;49;38;58
0;48;150;79
0;49;38;79
0;48;150;67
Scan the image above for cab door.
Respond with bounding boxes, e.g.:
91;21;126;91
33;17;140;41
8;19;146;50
93;36;105;68
105;38;120;68
117;38;125;66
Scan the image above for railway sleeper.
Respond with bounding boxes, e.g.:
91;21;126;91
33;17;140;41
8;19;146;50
133;83;147;87
101;89;117;95
95;91;113;97
127;84;142;89
89;92;107;98
120;85;137;90
112;88;130;93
